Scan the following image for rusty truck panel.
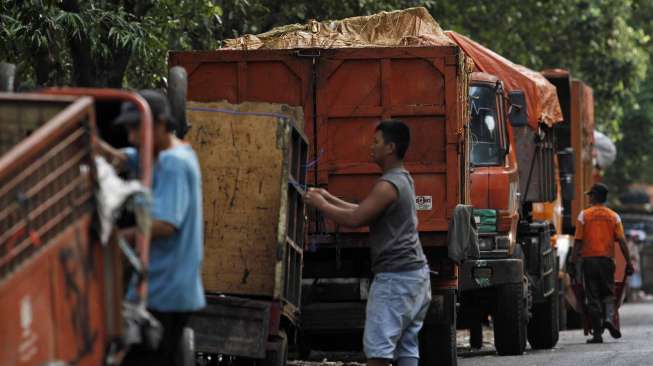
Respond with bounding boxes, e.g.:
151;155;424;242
0;95;120;366
171;46;470;240
315;47;468;235
542;70;595;234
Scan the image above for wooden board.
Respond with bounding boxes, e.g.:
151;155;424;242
187;101;303;297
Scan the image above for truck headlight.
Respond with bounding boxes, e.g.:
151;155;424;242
478;237;494;251
496;235;510;250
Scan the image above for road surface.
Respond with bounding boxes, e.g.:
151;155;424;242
289;301;653;366
460;301;653;366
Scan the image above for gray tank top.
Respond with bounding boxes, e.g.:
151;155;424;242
369;168;427;273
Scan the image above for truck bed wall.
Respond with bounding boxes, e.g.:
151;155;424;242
170;46;470;244
0;95;120;366
544;72;594;233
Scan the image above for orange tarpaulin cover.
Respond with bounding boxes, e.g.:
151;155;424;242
446;31;563;130
541;68;595;143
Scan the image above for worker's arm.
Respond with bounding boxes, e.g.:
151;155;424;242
572;239;583;264
615;219;634;275
572;211;585;264
304;181;397;228
92;136;129;171
120;220;177;243
313;188;359;210
618;237;634;275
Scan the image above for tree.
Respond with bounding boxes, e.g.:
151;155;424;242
0;0;222;88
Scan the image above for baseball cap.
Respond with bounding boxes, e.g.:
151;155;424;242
585;183;609;197
114;89;177;130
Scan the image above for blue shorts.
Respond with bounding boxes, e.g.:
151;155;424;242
363;266;432;360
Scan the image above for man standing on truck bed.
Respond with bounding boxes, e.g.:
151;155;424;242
572;183;633;344
95;90;205;366
304;120;431;366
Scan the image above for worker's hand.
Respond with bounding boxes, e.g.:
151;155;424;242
304;188;327;209
306;187;329;198
626;263;635;276
118;227;138;245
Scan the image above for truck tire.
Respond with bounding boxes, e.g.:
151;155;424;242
258;330;288;366
0;62;15;92
558;279;567;331
566;305;582;329
493;282;527;356
470;320;483;349
179;327;195;366
419;323;457;366
167;66;189;138
527;288;559;349
297;331;312;359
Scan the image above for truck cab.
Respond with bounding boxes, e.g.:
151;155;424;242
458;72;528;354
468;72;520;257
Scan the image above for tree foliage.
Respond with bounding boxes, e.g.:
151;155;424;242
2;0;653;190
0;0;222;88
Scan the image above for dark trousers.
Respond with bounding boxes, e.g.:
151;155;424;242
582;257;615;332
122;310;190;366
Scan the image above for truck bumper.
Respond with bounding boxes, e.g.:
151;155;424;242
189;295;278;359
459;258;523;292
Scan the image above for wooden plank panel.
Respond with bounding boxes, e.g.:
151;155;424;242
187;101;303;297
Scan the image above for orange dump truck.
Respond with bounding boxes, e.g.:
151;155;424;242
541;69;595;329
447;32;564;355
171;8;471;366
0;84;155;365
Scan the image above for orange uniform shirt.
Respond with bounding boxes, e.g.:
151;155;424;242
574;205;625;258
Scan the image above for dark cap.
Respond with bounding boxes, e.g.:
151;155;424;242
114;89;176;130
585;183;609;198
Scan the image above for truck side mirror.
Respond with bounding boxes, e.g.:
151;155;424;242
0;62;16;92
508;90;528;127
168;66;189;138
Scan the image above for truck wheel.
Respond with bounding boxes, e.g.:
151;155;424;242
566;306;582;329
470;320;483;349
527;287;559;349
493;282;527;355
0;62;16;92
558;281;567;331
297;331;311;359
179;327;195;366
258;330;288;366
419;323;457;366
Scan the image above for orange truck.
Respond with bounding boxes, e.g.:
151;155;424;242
541;69;596;329
0;88;154;366
0;64;195;366
447;32;564;355
170;8;471;366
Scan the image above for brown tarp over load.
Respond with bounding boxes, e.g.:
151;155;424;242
222;7;455;49
446;31;563;130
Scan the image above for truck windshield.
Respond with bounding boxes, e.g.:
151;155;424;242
470;85;502;166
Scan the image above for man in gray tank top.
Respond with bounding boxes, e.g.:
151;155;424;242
304;120;431;366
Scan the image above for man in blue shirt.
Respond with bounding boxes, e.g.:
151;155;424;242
95;90;205;366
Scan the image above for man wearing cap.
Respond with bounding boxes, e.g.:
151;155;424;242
571;183;633;344
95;90;205;365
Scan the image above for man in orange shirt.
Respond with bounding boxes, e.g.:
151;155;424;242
572;183;634;344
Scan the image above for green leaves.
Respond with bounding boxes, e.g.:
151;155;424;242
0;0;223;88
0;0;651;192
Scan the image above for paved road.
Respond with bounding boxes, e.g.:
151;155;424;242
459;301;653;366
290;301;653;366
